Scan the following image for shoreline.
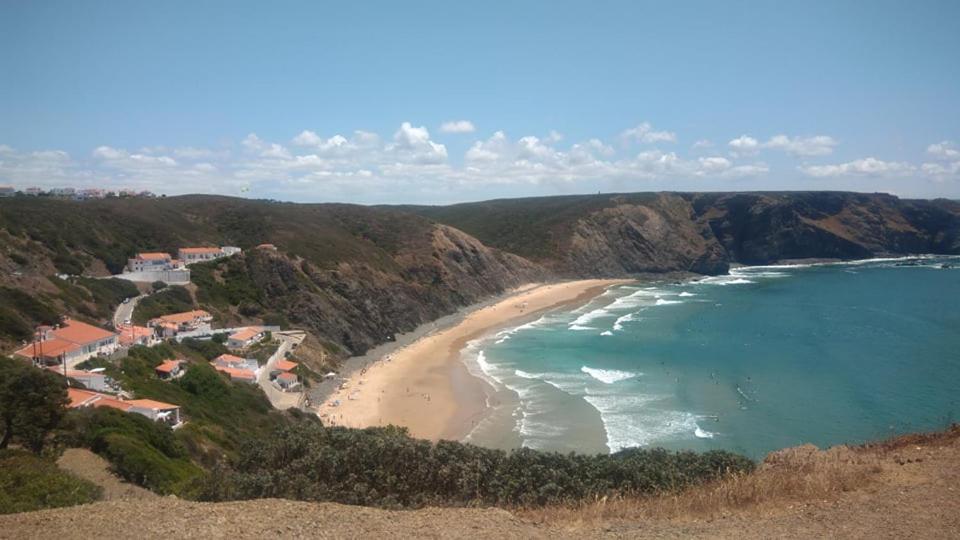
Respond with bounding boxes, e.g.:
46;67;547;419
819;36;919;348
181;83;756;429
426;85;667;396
317;279;632;440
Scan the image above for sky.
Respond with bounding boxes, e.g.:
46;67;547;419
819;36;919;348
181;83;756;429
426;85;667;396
1;1;959;204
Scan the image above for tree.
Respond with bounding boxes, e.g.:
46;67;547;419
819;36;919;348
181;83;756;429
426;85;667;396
151;281;168;292
0;357;69;453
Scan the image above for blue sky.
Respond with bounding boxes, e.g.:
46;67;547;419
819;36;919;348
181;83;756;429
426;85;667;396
1;1;959;203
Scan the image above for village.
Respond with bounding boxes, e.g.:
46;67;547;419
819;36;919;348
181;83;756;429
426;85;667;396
7;244;306;430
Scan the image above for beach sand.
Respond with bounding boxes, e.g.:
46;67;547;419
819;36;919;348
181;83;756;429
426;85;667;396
318;279;631;441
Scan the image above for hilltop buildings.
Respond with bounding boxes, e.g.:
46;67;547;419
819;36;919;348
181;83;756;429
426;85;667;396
227;326;266;350
148;310;213;337
178;246;240;265
126;252;184;273
67;388;182;427
14;318;119;367
0;185;14;197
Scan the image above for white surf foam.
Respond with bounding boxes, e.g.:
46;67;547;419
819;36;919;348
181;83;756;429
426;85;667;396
655;298;682;305
678;291;696;297
694;426;715;439
600;330;613;336
581;366;638;384
582;391;698;452
613;312;637;331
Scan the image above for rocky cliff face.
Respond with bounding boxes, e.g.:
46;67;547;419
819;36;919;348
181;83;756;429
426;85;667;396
562;194;729;276
405;191;960;277
204;224;547;357
688;192;960;264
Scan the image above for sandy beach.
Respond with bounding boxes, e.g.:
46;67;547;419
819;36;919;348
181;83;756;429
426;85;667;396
318;279;631;440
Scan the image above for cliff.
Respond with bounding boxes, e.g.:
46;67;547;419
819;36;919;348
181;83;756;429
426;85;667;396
1;191;958;357
402;191;960;276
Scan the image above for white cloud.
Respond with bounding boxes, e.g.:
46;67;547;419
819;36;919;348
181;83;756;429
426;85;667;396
729;134;837;156
728;135;760;155
439;120;476;134
388;122;448;164
3;123;953;202
93;146;178;168
764;134;837;156
692;139;714;150
800;157;914;177
698;156;732;173
927;141;959;160
621;122;677;144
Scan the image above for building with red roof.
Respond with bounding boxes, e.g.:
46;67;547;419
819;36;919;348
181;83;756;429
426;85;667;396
14;318;118;367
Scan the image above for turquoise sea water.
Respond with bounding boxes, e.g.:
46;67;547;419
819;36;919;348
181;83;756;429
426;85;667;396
462;256;960;459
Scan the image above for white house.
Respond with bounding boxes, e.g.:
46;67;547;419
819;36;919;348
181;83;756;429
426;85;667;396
227;326;266;350
15;319;119;367
0;185;15;197
155;359;185;380
48;367;114;392
178;247;224;265
68;389;182;427
274;372;300;391
148;310;213;337
126;252;177;273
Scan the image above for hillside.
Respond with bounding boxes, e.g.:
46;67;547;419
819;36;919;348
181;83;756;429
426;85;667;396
2;192;959;356
2;426;957;538
0;195;547;355
398;191;960;276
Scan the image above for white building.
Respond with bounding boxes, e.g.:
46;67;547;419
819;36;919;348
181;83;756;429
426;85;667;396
0;186;15;197
227;327;266;350
126;252;177;273
178;247;225;264
15;319;119;367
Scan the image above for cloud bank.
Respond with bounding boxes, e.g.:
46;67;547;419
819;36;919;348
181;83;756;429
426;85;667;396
0;126;956;203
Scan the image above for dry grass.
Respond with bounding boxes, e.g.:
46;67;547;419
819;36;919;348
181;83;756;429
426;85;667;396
521;425;960;528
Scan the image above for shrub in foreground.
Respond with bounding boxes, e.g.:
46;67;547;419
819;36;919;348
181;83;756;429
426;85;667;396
0;449;102;514
204;423;754;508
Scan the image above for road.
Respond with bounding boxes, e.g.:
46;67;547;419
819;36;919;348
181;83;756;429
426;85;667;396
257;330;306;410
112;293;148;328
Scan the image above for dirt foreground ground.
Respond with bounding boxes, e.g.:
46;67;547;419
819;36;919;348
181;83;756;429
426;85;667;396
3;428;958;539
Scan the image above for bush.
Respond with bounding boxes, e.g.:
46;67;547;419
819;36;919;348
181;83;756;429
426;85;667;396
207;422;754;508
67;407;202;496
0;449;102;514
132;286;194;324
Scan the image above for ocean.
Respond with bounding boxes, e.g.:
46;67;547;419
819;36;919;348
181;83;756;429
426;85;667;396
462;255;960;459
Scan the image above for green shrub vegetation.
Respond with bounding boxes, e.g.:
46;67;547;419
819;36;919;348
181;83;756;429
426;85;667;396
0;356;69;453
0;449;102;514
132;286;194;324
205;423;754;508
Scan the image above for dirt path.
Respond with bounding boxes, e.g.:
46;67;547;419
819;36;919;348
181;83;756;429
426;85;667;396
56;448;156;501
5;431;958;539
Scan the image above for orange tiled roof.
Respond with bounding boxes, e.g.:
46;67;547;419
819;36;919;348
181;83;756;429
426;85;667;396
155;359;182;373
137;252;171;260
277;372;297;381
229;327;263;342
93;397;133;412
118;325;153;345
214;365;256;380
180;247;222;254
275;359;298;372
214;353;246;364
67;388;101;408
14;337;80;359
127;398;178;410
53;319;117;345
150;310;211;325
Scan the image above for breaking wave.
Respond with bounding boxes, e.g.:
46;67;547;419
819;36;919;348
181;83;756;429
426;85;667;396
581;366;638;384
